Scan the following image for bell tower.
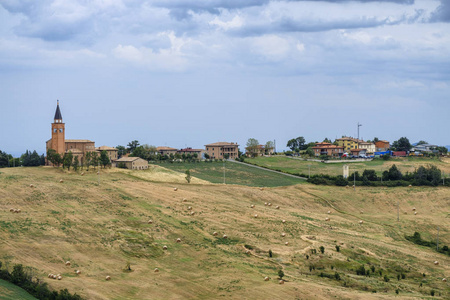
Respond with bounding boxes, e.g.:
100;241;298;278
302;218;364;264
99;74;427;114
51;100;65;155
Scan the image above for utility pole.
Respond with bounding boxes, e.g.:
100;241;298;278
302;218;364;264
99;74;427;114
357;122;362;141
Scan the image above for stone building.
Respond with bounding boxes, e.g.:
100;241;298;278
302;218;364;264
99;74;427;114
205;142;239;159
113;157;149;170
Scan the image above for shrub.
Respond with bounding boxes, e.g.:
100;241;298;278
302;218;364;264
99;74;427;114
335;245;340;252
370;265;375;273
430;290;435;296
278;269;285;280
319;246;325;254
356;265;366;276
384;275;390;282
334;176;348;186
269;249;273;258
334;272;341;280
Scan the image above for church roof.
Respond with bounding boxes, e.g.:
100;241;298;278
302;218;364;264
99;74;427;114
54;100;63;120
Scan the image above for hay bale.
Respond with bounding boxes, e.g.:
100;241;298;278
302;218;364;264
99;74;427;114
414;211;417;215
360;211;363;214
75;270;81;275
264;276;269;281
408;184;412;187
275;206;280;209
173;187;178;191
264;202;268;206
346;185;349;188
9;208;15;212
81;172;84;176
279;280;284;284
57;276;62;280
245;250;250;254
29;184;34;188
412;207;416;211
223;234;228;239
154;268;159;273
190;211;195;215
281;233;286;237
213;232;218;236
65;261;71;266
327;210;331;214
176;238;181;243
254;214;258;218
52;275;57;279
148;220;153;224
285;242;289;246
325;217;330;221
105;275;111;281
359;220;363;224
250;205;255;208
163;245;168;250
182;198;187;202
188;206;192;210
97;171;100;175
59;179;64;183
443;278;447;282
434;261;439;265
48;273;53;278
268;203;272;206
282;219;286;223
259;187;264;191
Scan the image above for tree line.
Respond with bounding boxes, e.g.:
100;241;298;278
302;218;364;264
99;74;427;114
0;150;45;167
47;149;111;171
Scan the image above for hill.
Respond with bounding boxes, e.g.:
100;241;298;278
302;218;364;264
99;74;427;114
0;166;448;299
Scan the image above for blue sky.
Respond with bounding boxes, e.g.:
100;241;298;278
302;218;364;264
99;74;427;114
0;0;449;156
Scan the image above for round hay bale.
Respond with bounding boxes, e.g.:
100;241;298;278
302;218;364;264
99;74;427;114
250;205;255;208
434;261;439;265
223;234;228;239
275;206;280;209
408;184;412;187
353;185;355;188
245;250;250;254
188;206;192;210
285;242;289;246
359;220;363;224
163;245;168;250
52;275;57;279
176;238;181;243
59;179;64;183
75;270;81;275
9;208;15;212
268;203;272;206
325;217;330;221
327;210;331;214
414;211;417;215
254;214;258;218
81;172;84;176
148;220;153;224
346;185;349;188
65;261;71;266
264;276;269;281
182;198;187;202
57;276;62;280
154;268;159;272
442;278;447;282
29;184;34;188
48;273;53;278
15;209;21;213
173;187;178;191
282;219;286;223
190;211;195;215
105;275;111;281
264;202;268;206
281;233;286;237
259;187;264;191
360;211;363;214
213;232;218;236
279;280;284;284
412;207;416;211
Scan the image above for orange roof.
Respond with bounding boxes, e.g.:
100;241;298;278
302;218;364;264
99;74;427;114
157;146;178;151
96;146;117;151
65;139;94;143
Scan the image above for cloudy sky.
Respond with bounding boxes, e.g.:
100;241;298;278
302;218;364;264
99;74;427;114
1;0;449;155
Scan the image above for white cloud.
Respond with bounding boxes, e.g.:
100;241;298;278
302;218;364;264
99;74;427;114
209;15;244;30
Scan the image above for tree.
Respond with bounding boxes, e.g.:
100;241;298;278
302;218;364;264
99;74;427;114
416;140;428;145
392;137;411;152
0;150;11;167
323;138;331;143
278;269;285;280
100;150;110;168
305;147;314;157
90;151;99;169
246;138;259;157
204;153;210;159
72;156;79;171
84;151;92;170
287;136;306;152
265;141;275;154
362;169;378;181
373;137;379;142
127;140;140;153
63;152;73;170
116;145;126;158
185;169;191;183
286;138;298;151
383;164;402;180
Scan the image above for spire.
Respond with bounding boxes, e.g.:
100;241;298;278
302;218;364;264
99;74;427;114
54;100;62;121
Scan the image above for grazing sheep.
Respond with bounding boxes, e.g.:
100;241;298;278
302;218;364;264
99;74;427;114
250;205;255;208
75;270;81;275
285;242;289;246
443;278;447;282
414;212;417;215
213;232;218;236
16;209;21;213
59;179;64;183
327;211;331;214
264;202;268;206
9;208;14;212
188;206;192;210
163;246;168;250
223;234;228;239
148;220;153;224
190;211;195;215
281;233;286;237
412;207;416;211
65;261;71;266
154;268;159;273
282;220;286;223
434;261;439;265
29;184;34;188
279;280;284;284
275;206;280;209
173;187;178;191
176;238;181;243
106;275;111;281
264;276;269;281
182;198;187;202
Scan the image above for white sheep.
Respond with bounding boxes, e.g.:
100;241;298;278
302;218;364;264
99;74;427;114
148;220;153;224
75;270;81;275
412;207;416;211
254;214;258;218
414;212;417;215
275;206;280;209
29;184;34;188
279;280;284;284
268;203;272;206
325;217;330;221
57;276;62;280
176;238;181;243
434;261;439;265
282;219;286;223
59;179;64;183
190;211;195;215
182;198;187;202
9;208;15;212
359;220;363;224
264;202;268;206
442;278;447;282
250;205;255;208
327;210;331;214
81;172;84;176
223;234;228;239
173;187;178;191
188;206;192;210
281;233;286;237
264;276;269;281
285;242;289;246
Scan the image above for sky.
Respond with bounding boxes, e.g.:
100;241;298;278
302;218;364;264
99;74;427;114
0;0;449;156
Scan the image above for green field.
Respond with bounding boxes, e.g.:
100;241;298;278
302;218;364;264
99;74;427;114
244;156;450;177
153;161;306;187
0;279;37;300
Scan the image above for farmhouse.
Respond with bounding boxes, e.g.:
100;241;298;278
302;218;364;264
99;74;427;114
113;157;149;170
157;146;178;156
312;142;344;158
205;142;239;159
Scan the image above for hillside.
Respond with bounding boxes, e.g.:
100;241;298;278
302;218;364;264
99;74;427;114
0;166;448;299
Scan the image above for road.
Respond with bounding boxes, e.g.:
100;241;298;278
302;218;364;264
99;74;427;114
227;159;308;180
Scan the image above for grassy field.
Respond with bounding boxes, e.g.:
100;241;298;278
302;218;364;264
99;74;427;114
0;166;448;299
152;161;305;186
0;279;37;300
244;156;450;177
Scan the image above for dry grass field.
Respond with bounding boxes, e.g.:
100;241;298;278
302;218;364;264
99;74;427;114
0;166;448;299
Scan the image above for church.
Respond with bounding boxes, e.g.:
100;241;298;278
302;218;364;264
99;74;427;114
46;101;117;165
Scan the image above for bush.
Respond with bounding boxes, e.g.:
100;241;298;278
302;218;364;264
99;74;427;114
384;275;390;282
335;245;340;252
382;154;391;160
269;249;273;258
356;265;366;276
334;176;348;186
319;246;325;254
278;269;285;279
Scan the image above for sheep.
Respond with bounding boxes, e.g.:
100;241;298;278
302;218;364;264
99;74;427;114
268;203;272;206
15;209;21;213
52;275;57;279
65;261;71;266
9;208;15;212
213;232;218;236
59;179;64;183
105;275;111;281
264;276;270;281
279;280;284;284
190;211;195;215
163;245;168;250
75;270;81;275
254;214;258;218
48;273;53;278
259;188;264;191
223;234;228;239
176;238;181;243
81;172;84;176
414;212;417;215
408;184;412;187
434;261;439;265
250;205;255;208
281;233;286;237
285;242;289;246
29;184;34;188
412;207;416;211
325;217;330;221
148;220;153;224
282;219;286;223
173;187;178;191
154;268;159;273
57;276;62;280
275;206;280;209
359;220;363;224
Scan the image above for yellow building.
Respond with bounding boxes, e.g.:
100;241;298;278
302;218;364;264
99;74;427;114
205;142;239;159
335;137;360;152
